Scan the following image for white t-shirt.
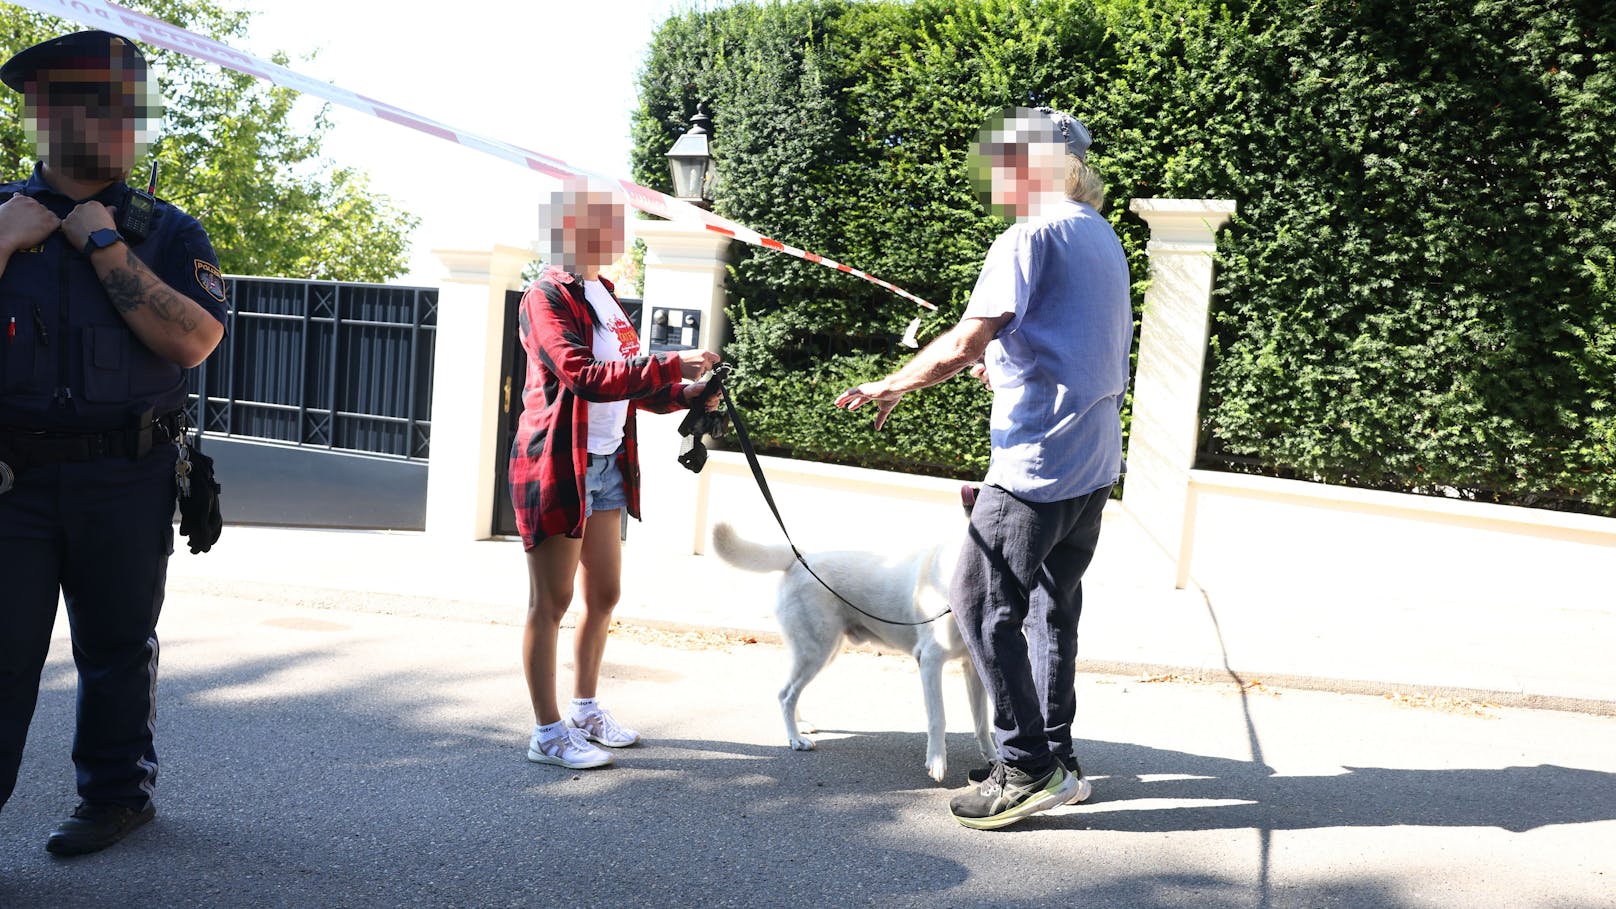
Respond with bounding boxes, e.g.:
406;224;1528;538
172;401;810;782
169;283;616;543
582;279;640;455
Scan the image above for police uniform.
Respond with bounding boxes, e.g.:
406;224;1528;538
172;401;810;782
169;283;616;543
0;31;228;841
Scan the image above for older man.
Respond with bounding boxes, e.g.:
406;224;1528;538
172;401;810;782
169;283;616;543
835;106;1132;830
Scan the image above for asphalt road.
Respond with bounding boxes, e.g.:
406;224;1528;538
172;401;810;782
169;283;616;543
2;593;1613;909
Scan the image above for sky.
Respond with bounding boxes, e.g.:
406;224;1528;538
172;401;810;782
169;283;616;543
240;0;698;285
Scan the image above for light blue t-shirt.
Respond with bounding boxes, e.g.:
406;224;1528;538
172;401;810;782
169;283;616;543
963;198;1133;502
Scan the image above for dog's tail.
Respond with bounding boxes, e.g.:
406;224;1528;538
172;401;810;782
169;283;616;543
710;522;797;573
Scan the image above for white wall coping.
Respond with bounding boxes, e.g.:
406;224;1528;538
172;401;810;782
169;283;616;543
432;245;533;286
635;217;735;258
1188;468;1616;548
1128;199;1237;249
1129;199;1238;218
703;448;969;500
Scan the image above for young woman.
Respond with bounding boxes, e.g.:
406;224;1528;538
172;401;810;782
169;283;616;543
512;182;719;769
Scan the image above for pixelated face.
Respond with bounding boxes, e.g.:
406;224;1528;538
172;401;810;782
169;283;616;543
23;64;161;181
538;184;626;274
967;108;1066;220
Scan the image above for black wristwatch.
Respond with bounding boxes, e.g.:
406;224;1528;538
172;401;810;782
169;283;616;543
82;227;123;256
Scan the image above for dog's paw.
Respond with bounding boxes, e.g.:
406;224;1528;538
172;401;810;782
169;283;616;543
926;753;948;783
788;735;816;752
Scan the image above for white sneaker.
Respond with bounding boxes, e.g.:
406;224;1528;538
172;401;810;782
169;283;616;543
527;725;613;769
566;707;640;748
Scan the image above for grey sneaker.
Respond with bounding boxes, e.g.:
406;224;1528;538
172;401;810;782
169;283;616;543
1058;755;1094;805
949;761;1077;830
566;707;640;748
527;725;613;769
969;754;1092;805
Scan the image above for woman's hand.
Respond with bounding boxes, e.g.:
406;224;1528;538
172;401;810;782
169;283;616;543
682;381;724;411
677;348;721;380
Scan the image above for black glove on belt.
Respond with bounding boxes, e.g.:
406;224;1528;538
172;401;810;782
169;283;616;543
175;434;223;554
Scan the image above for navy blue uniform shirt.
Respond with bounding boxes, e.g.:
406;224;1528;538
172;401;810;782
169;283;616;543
0;162;228;431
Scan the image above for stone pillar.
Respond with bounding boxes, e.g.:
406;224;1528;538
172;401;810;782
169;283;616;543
1122;199;1236;588
424;244;531;540
632;218;732;555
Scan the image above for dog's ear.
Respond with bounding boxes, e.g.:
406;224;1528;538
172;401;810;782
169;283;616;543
960;484;979;516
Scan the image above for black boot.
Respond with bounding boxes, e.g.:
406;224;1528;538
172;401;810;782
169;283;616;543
45;802;156;856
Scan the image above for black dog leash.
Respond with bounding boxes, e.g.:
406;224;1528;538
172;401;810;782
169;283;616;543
716;389;952;627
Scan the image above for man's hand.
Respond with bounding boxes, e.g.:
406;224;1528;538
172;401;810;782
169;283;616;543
834;380;905;431
60;201;117;253
832;314;1006;432
968;361;993;390
0;195;61;255
677;348;721;379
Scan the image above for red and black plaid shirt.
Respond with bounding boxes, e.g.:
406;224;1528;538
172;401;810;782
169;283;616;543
509;268;688;549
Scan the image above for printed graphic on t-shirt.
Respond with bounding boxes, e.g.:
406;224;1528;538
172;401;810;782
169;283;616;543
605;313;640;359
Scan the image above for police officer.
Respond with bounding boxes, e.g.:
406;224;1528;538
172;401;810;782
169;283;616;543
0;31;227;856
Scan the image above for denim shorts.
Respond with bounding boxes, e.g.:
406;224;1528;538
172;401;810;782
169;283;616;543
583;448;628;517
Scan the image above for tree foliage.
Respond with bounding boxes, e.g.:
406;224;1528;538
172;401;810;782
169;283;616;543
0;0;418;282
632;0;1616;514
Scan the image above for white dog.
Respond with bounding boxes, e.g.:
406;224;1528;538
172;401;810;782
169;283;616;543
710;501;993;783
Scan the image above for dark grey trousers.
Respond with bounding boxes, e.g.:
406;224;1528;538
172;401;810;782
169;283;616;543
950;482;1111;772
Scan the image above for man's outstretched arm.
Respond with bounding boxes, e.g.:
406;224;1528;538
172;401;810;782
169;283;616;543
833;312;1011;430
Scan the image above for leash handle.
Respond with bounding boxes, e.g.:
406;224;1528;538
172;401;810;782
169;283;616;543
720;393;952;627
678;363;733;474
678;362;731;439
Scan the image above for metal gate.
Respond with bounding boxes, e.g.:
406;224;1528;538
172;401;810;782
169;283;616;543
187;276;437;458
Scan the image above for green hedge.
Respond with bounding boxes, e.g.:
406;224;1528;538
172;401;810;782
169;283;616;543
631;0;1616;515
1206;0;1616;514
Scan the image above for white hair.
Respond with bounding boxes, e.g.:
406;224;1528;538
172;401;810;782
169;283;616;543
1065;154;1107;210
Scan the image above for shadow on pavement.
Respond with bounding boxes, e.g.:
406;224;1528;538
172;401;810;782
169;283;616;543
3;628;1612;909
3;640;972;909
997;739;1616;835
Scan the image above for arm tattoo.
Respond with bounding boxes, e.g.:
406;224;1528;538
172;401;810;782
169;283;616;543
105;247;199;333
103;265;146;314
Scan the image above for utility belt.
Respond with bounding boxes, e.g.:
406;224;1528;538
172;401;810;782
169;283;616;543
0;410;182;493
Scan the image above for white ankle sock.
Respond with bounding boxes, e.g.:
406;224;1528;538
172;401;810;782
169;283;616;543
536;720;565;739
570;697;598;718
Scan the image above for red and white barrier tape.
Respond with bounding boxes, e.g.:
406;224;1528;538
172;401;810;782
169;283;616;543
6;0;936;310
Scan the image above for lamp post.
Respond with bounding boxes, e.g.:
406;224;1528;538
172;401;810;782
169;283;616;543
665;101;715;209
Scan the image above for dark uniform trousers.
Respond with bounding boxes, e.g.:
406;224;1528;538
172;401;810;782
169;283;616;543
0;163;226;815
0;446;175;811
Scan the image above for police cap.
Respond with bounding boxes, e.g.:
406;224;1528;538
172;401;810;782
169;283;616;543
1;30;147;93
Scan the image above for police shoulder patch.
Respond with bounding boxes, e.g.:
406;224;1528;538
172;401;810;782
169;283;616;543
194;259;226;303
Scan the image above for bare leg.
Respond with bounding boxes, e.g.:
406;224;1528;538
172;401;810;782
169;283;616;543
572;507;623;701
523;534;583;726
